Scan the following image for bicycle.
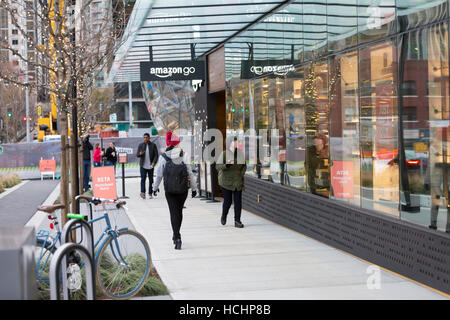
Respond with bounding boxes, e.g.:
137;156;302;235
35;195;151;300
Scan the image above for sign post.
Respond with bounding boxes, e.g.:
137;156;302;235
118;152;129;199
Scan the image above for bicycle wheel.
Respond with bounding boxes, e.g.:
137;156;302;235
96;229;151;299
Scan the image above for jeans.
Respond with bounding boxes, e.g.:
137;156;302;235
165;191;188;240
105;161;116;173
222;187;242;222
83;160;91;190
140;167;154;193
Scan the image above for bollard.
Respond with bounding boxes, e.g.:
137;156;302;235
49;243;95;300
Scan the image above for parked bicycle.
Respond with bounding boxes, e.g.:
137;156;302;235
35;195;151;300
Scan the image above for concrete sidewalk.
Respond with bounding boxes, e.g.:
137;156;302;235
123;177;448;300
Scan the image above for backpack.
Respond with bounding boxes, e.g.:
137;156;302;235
162;153;189;194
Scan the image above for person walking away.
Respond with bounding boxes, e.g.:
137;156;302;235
105;141;117;172
216;138;246;228
153;131;197;250
136;133;158;199
93;143;102;167
82;134;93;191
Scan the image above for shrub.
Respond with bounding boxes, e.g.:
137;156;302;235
1;173;21;188
0;176;4;193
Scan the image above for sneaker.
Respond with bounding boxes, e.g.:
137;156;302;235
148;194;153;199
140;193;146;199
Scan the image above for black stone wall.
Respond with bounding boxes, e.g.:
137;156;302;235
242;175;450;295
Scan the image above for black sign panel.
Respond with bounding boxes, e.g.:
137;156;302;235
240;60;301;79
140;60;205;81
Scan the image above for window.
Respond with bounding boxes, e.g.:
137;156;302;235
399;23;449;232
12;29;18;35
12;39;18;45
359;39;399;217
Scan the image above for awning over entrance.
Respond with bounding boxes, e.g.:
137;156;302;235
108;0;289;83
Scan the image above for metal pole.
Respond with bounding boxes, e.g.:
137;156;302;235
24;17;30;142
120;162;129;199
128;80;133;130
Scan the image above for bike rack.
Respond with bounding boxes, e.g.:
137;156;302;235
61;219;94;258
49;243;95;300
49;219;95;300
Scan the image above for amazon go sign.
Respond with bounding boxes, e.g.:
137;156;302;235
140;60;205;81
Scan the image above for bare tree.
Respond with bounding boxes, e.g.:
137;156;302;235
0;0;129;219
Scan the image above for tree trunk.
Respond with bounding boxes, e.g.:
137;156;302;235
70;130;78;213
59;113;70;227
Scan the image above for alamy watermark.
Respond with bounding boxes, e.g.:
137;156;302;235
366;265;382;290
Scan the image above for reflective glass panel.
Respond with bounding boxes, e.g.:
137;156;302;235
305;60;330;198
329;50;361;205
398;23;450;232
359;39;399;216
285;66;307;190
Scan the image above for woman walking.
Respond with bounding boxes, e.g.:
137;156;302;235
153;131;197;250
216;138;246;228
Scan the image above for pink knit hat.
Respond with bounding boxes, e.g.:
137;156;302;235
166;131;180;147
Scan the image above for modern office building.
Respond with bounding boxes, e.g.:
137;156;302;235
109;0;450;295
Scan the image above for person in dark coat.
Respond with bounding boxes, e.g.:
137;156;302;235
216;138;246;228
82;134;93;191
136;133;159;199
152;131;197;250
105;141;117;172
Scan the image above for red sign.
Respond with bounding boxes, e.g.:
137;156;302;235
331;161;354;199
118;153;127;164
92;166;117;200
39;159;56;172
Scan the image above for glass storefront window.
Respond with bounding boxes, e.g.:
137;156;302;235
398;23;450;232
305;60;330;198
329;50;361;206
221;0;450;233
285;66;307;190
359;39;399;217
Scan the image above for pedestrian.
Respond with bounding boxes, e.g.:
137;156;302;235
136;133;159;199
105;141;117;172
82;134;93;191
93;143;102;167
216;137;246;228
152;131;197;250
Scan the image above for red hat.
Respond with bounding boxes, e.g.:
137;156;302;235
166;131;180;147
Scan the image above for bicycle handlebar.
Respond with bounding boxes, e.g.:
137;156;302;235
75;195;126;208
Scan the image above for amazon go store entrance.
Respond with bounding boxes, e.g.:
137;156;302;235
216;1;450;294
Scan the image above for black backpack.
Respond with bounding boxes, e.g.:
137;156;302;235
162;153;189;194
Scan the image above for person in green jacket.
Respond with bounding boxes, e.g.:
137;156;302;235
216;138;246;228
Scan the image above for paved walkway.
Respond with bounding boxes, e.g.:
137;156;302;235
0;179;59;227
123;177;448;300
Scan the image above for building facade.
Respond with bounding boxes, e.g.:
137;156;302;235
199;0;450;294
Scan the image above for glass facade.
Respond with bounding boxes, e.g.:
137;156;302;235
224;0;450;233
